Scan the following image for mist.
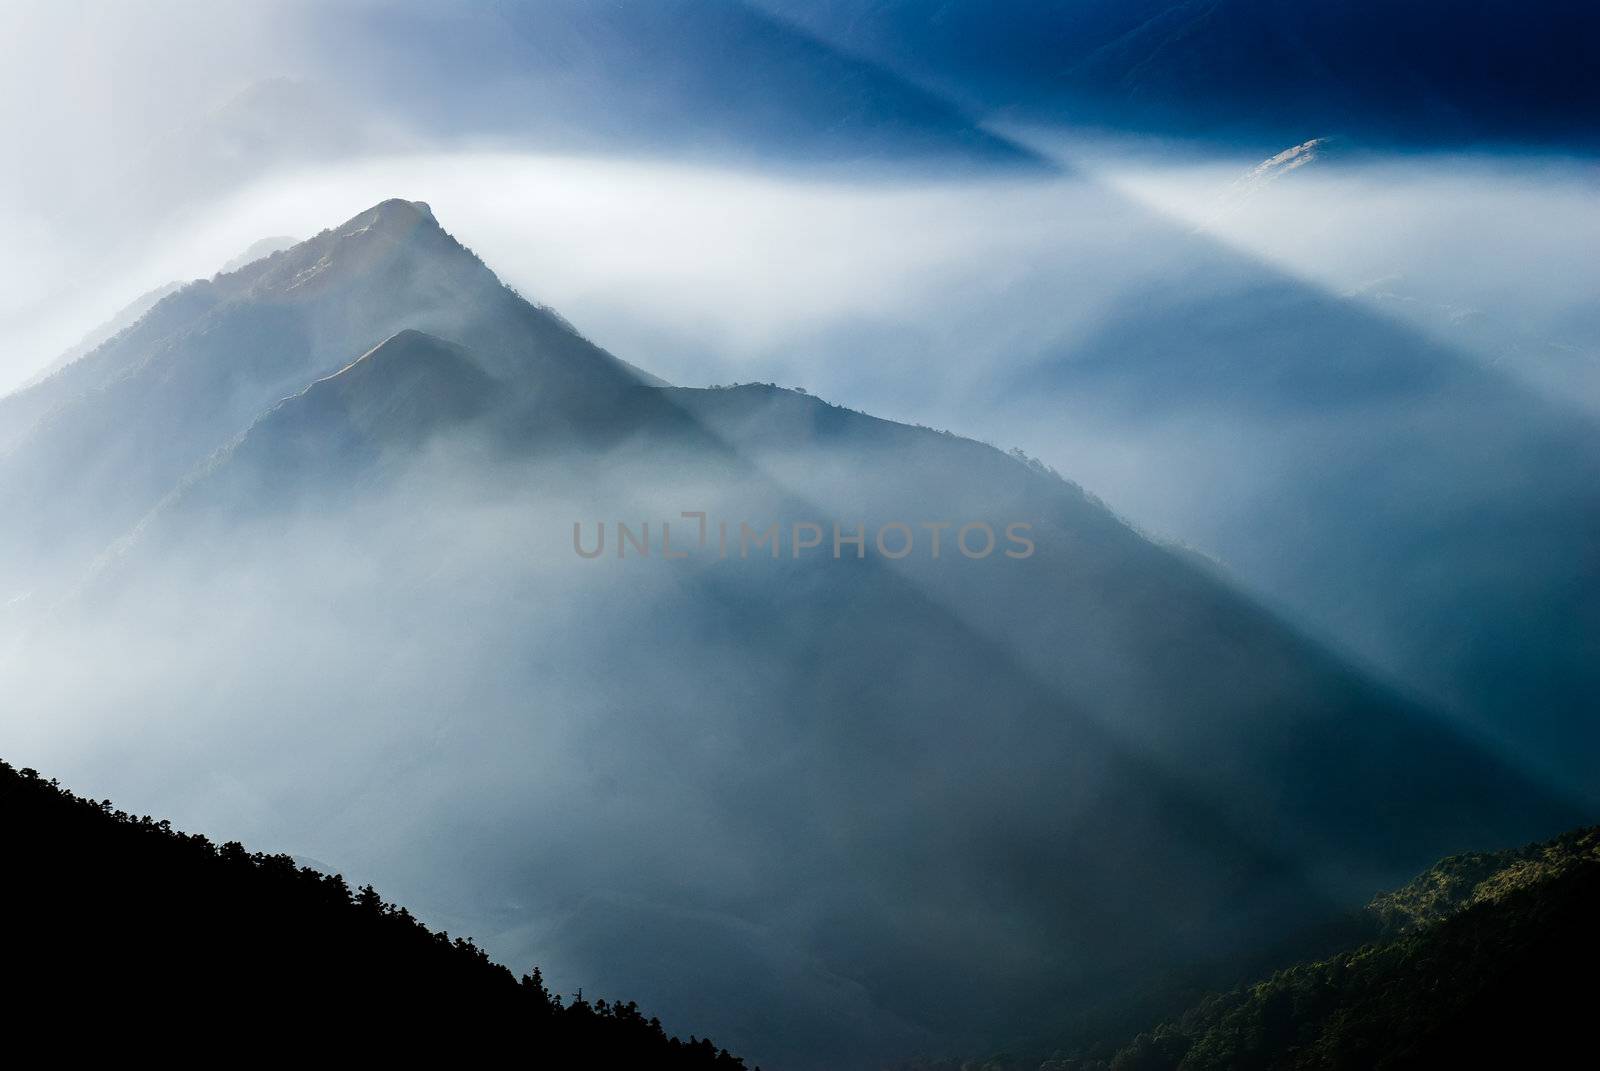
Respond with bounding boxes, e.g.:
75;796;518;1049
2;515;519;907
4;375;1567;1065
4;3;1598;1067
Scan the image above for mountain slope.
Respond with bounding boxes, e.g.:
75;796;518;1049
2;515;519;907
3;200;1584;1068
0;198;648;603
986;246;1600;800
78;381;1581;1064
12;237;296;410
0;758;748;1065
15;280;185;398
159;330;499;521
1103;827;1600;1071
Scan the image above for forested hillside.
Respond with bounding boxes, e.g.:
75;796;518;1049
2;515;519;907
0;758;748;1065
1096;827;1600;1070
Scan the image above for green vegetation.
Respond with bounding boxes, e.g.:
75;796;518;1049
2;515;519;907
0;759;748;1064
1090;827;1600;1070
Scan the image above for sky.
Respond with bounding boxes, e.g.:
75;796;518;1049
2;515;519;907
3;0;1595;426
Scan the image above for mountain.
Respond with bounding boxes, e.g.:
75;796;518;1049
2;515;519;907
0;198;651;603
72;0;1042;233
1;200;1582;1069
0;757;748;1065
13;236;298;404
159;330;498;521
981;223;1600;801
1096;826;1600;1070
219;234;299;274
1349;282;1600;417
329;0;1043;168
14;281;186;398
755;0;1600;150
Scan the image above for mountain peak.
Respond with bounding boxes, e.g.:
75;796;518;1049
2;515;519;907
369;198;434;223
223;197;467;303
336;198;439;240
380;326;439;346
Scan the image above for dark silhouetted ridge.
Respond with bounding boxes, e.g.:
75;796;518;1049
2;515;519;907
0;758;750;1065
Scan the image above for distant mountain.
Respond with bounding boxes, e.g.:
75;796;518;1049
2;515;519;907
756;0;1600;149
83;0;1042;230
111;76;383;225
13;236;299;403
2;200;1581;1068
0;758;748;1065
219;234;299;274
1348;281;1600;417
982;219;1600;801
340;0;1043;167
14;279;185;398
1097;825;1600;1070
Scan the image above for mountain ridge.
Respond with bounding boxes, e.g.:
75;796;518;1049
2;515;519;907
0;197;652;604
0;757;751;1065
1095;824;1600;1071
3;197;1585;1069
